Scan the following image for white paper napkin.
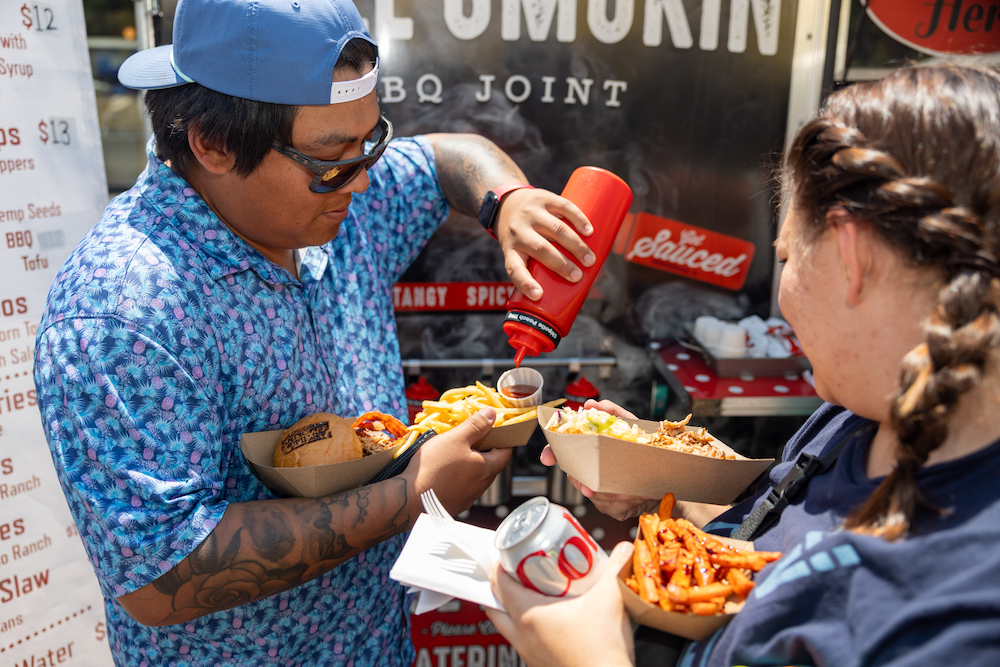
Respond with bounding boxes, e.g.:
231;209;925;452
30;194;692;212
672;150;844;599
391;514;505;613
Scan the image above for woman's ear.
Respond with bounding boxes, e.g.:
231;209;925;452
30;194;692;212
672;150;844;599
187;126;235;176
828;207;872;307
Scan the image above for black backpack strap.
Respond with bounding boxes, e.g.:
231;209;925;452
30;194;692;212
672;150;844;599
730;421;870;542
364;429;436;485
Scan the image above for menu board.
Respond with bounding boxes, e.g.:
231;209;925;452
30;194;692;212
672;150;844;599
0;1;114;665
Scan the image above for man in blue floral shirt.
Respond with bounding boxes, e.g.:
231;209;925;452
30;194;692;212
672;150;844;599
33;1;599;665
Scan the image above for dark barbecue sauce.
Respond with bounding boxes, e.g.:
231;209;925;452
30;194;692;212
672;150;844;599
501;384;538;399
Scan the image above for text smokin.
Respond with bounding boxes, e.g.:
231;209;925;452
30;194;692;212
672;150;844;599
365;0;781;54
368;0;782;108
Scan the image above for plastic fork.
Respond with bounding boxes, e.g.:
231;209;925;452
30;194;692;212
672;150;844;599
420;489;494;574
426;542;480;577
435;557;479;576
427;541;476;562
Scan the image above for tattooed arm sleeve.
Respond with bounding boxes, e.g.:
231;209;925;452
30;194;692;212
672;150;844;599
426;133;530;217
116;477;416;626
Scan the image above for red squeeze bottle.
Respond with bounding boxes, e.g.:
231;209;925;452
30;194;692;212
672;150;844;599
405;375;439;425
564;374;600;410
504;166;633;367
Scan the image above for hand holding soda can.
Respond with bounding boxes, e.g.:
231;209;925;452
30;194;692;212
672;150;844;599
494;496;607;597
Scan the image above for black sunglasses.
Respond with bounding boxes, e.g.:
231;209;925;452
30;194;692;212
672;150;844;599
271;115;393;193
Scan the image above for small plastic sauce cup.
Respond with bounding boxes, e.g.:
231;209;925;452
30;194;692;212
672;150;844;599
497;367;544;408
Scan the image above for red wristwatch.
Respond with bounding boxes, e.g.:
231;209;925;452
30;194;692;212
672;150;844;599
478;183;535;239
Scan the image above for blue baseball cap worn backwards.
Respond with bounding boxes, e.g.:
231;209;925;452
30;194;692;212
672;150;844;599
118;0;378;105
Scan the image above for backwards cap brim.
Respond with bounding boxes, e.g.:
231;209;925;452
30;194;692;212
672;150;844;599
118;45;188;90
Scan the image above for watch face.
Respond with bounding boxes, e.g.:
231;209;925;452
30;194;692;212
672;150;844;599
478;191;500;231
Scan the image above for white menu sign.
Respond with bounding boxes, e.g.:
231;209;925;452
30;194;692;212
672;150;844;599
0;0;114;665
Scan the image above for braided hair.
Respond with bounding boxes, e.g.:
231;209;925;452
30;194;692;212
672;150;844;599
784;64;1000;540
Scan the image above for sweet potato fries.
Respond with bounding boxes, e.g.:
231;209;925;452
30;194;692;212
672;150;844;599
624;493;781;616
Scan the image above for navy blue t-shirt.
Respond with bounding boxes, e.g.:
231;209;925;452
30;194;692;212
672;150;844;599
677;403;1000;667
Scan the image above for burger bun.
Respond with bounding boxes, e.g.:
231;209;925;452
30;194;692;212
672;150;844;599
273;413;363;468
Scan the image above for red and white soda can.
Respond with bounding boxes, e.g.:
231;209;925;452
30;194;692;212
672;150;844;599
494;496;607;597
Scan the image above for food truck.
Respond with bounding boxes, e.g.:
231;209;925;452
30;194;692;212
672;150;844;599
2;0;996;663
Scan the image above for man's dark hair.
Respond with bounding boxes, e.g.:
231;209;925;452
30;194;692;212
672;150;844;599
143;38;378;178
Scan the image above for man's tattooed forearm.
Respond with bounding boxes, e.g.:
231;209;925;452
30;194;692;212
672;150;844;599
436;136;520;217
147;480;413;624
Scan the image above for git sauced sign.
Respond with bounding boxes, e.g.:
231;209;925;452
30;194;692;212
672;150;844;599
615;212;757;291
868;0;1000;55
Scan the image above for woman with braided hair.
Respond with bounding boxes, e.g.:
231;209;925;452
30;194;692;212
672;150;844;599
484;62;1000;667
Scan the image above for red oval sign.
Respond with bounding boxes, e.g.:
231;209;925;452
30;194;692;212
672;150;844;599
868;0;1000;55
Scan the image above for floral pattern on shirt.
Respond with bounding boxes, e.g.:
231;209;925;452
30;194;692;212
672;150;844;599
34;136;448;667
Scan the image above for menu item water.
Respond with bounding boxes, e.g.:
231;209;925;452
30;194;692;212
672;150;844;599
624;493;781;615
273;413;363;467
544;409;736;460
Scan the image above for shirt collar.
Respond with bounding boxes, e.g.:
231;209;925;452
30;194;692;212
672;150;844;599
136;139;304;286
297;246;330;283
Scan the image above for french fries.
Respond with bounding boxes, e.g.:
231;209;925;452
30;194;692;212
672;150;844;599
407;382;565;434
624;493;781;616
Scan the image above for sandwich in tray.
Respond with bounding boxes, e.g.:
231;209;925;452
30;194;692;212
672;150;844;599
536;405;774;503
272;411;414;468
241;410;424;498
544;408;735;460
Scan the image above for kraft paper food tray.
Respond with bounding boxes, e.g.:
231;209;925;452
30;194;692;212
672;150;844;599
537;406;772;504
241;428;404;498
475;416;537;450
242;419;536;498
617;556;736;641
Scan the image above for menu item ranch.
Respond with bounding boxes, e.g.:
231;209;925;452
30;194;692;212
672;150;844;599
625;493;781;615
543;408;735;460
